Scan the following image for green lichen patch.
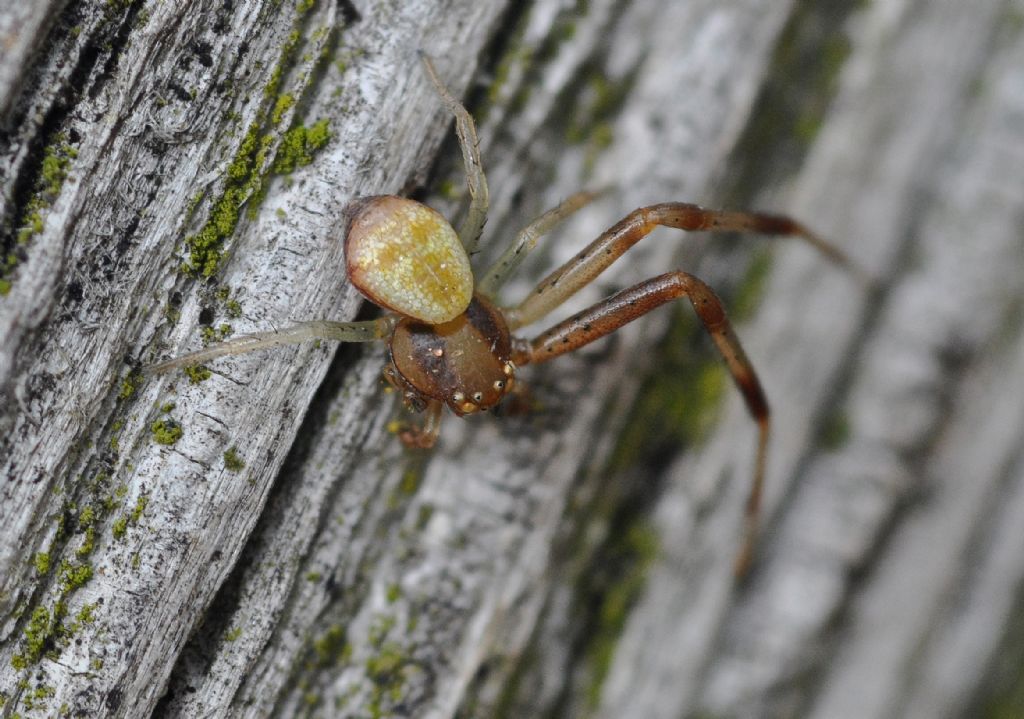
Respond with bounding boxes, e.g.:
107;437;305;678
130;494;148;524
201;323;233;345
272;119;331;174
15;137;77;246
18;606;53;666
223;447;245;472
367;615;396;647
58;560;93;592
180;146;253;278
76;603;97;626
78;505;96;529
565;72;626;145
184;365;211;384
311;624;350;668
2;136;79;296
75;526;96;558
180;3;332;279
112;493;147;539
111;516;128;540
415;504;434;530
365;641;405;680
365;641;411;717
215;284;245;318
151;418;183;445
20;681;56;713
14;472;129;670
118;371;142;400
11;581;101;671
34;553;51;575
225;626;243;642
272;93;296;126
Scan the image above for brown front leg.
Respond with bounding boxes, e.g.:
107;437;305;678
394;400;445;449
506;202;865;330
518;271;769;576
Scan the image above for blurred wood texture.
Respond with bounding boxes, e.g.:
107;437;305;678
1;0;1022;717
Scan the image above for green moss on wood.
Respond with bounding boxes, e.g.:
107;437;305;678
3;136;78;295
272;93;296;125
34;553;50;575
272;119;331;174
21;606;52;664
111;516;128;539
223;447;245;471
184;365;211;384
151;419;183;445
180;3;333;278
76;603;97;626
118;371;141;400
311;624;350;668
130;494;148;524
75;526;95;558
58;561;93;592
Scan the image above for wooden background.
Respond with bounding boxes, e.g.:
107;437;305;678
1;0;1022;717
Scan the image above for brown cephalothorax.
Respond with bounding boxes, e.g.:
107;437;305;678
147;54;866;574
387;293;515;416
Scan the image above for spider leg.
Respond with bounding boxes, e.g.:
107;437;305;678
394;399;444;449
478;190;603;299
146;318;395;374
505;202;867;330
420;53;489;255
513;271;768;576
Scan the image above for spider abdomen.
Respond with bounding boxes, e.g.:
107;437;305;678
345;195;474;324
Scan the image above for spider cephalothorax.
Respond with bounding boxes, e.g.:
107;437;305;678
384;294;517;417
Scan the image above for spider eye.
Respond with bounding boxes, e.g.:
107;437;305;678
493;380;505;391
472;391;484;403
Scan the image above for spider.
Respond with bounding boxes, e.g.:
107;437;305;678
149;54;862;573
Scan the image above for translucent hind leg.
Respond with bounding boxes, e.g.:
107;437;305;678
146;318;394;374
420;53;490;255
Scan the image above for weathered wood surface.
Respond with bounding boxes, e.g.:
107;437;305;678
1;0;1022;717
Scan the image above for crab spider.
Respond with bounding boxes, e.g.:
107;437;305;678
149;54;865;574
